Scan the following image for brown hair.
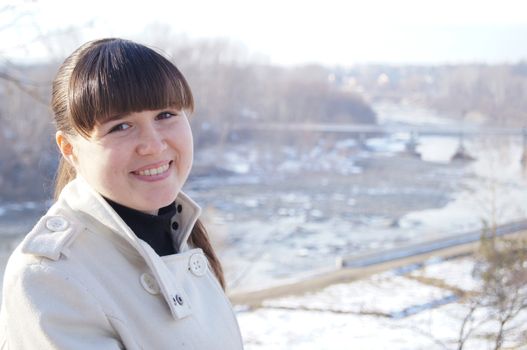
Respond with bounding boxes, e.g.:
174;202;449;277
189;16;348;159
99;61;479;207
51;38;225;289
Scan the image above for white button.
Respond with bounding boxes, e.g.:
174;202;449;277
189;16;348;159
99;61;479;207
45;216;69;232
140;273;160;295
189;253;208;277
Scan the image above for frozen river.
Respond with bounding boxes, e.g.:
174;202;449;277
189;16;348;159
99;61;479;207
187;132;526;291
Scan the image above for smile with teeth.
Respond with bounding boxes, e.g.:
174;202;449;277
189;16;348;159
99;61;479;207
134;162;170;176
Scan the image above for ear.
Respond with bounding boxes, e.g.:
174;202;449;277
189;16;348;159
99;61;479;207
55;131;76;166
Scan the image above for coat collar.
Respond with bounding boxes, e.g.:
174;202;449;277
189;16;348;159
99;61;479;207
61;176;201;254
104;198;178;256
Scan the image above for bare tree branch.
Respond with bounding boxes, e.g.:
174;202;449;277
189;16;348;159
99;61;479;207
457;301;479;350
0;11;28;31
0;72;48;105
0;4;15;14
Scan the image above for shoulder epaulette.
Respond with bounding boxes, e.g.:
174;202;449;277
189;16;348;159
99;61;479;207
21;215;80;261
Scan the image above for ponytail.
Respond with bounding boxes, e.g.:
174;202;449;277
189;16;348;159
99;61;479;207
53;158;76;201
189;220;226;290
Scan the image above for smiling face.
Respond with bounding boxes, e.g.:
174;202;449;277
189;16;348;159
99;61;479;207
50;39;197;212
58;108;193;214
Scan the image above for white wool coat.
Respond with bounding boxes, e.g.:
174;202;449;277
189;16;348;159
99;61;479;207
0;177;244;349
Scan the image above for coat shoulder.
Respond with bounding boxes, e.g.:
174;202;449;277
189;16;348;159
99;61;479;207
19;211;82;261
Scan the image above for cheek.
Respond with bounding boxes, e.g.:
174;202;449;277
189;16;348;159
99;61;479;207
170;127;193;176
79;146;123;183
92;154;129;198
103;150;129;176
171;124;194;157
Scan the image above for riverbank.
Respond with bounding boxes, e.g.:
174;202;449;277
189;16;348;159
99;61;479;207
228;224;527;305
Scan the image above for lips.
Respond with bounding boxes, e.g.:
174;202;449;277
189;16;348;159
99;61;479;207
132;161;172;177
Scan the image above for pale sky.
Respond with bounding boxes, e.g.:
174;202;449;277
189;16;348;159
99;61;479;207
2;0;527;66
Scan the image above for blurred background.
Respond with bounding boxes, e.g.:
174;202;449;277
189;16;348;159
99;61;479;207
1;0;527;348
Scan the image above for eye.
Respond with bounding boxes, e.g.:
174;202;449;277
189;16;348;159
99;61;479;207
108;123;131;133
157;111;178;120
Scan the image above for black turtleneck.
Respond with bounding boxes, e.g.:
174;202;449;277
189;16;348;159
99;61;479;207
105;198;178;256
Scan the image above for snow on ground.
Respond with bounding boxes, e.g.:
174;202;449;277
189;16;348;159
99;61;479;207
261;272;452;316
238;308;448;350
409;257;482;292
237;256;527;350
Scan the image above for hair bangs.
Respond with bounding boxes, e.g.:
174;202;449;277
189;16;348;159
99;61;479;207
67;39;194;136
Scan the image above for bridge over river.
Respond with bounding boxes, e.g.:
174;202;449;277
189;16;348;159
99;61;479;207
226;122;527;166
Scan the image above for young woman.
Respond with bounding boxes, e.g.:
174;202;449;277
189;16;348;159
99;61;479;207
0;38;244;349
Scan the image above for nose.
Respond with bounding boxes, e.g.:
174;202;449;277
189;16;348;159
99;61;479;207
136;126;167;156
